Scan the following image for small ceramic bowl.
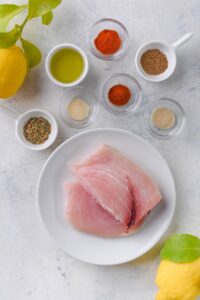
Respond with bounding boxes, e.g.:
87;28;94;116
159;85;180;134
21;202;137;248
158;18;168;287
16;109;58;150
59;86;100;128
135;32;193;82
89;18;129;60
101;73;142;115
45;43;89;87
145;98;185;139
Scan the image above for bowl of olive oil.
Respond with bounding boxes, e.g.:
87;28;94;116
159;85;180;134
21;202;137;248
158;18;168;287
46;44;89;87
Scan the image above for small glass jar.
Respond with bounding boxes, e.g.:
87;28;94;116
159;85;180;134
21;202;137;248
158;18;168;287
145;98;185;139
59;87;100;128
89;18;129;60
101;73;142;115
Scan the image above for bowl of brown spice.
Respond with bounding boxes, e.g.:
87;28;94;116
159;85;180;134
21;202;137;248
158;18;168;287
135;32;193;82
16;109;58;151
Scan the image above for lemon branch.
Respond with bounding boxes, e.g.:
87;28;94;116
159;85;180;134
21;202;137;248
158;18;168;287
20;16;28;33
0;0;62;68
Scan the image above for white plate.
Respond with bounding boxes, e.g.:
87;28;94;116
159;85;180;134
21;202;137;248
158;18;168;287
37;128;175;265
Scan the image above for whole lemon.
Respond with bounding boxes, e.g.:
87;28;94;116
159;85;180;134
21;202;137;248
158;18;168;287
155;258;200;300
0;45;27;99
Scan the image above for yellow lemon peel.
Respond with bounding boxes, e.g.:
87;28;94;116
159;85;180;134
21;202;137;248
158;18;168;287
155;258;200;300
0;45;27;99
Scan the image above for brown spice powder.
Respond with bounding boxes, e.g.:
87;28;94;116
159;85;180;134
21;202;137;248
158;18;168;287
140;49;168;75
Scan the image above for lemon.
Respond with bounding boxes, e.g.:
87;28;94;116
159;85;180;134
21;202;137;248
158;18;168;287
0;45;27;99
155;258;200;300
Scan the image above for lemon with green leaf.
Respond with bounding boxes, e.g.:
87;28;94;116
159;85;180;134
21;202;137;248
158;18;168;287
0;45;27;99
155;234;200;300
0;0;63;98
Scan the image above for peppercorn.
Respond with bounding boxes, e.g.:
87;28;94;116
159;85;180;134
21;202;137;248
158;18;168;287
23;116;51;144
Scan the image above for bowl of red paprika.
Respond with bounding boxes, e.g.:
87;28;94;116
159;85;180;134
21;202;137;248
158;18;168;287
89;18;129;60
101;73;142;115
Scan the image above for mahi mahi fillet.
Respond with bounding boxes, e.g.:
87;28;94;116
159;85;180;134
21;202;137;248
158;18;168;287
65;181;126;237
65;145;162;237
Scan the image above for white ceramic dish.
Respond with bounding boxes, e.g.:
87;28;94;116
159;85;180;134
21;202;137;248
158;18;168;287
16;109;58;151
135;32;193;82
37;128;176;265
45;43;89;87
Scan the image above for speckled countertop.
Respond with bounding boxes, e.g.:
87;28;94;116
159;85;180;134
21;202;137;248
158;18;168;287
0;0;200;299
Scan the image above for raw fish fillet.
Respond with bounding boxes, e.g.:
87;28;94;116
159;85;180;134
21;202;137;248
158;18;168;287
65;181;126;237
71;145;162;230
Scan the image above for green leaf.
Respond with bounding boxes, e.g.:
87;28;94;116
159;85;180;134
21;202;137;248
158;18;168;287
0;4;27;32
160;234;200;263
20;38;41;68
28;0;62;19
42;10;53;25
0;25;21;48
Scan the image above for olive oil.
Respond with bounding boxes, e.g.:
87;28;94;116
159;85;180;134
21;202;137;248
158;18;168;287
50;48;84;83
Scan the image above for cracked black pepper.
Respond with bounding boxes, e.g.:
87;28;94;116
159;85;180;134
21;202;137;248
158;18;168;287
23;116;51;144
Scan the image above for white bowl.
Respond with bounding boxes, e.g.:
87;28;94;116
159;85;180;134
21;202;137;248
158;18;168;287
135;32;193;82
45;43;89;87
135;41;176;82
16;109;58;151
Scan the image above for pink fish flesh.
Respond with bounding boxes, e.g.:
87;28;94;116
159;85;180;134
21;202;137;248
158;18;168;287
71;145;162;226
65;181;127;237
65;145;162;237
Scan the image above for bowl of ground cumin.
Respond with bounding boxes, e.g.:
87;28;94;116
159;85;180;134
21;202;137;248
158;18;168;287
135;41;176;82
135;33;193;82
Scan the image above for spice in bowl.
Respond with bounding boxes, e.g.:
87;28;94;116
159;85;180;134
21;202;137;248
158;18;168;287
94;29;122;55
23;117;51;144
68;98;90;121
140;49;168;75
108;84;131;106
145;98;185;139
152;107;175;129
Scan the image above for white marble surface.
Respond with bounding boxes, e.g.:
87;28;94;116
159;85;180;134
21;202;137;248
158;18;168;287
0;0;200;299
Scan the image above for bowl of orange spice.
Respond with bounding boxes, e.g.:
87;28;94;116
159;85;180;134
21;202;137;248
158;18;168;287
89;18;129;60
102;73;142;115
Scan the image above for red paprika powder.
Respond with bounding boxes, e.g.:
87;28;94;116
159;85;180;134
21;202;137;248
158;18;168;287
94;29;122;55
108;84;131;106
